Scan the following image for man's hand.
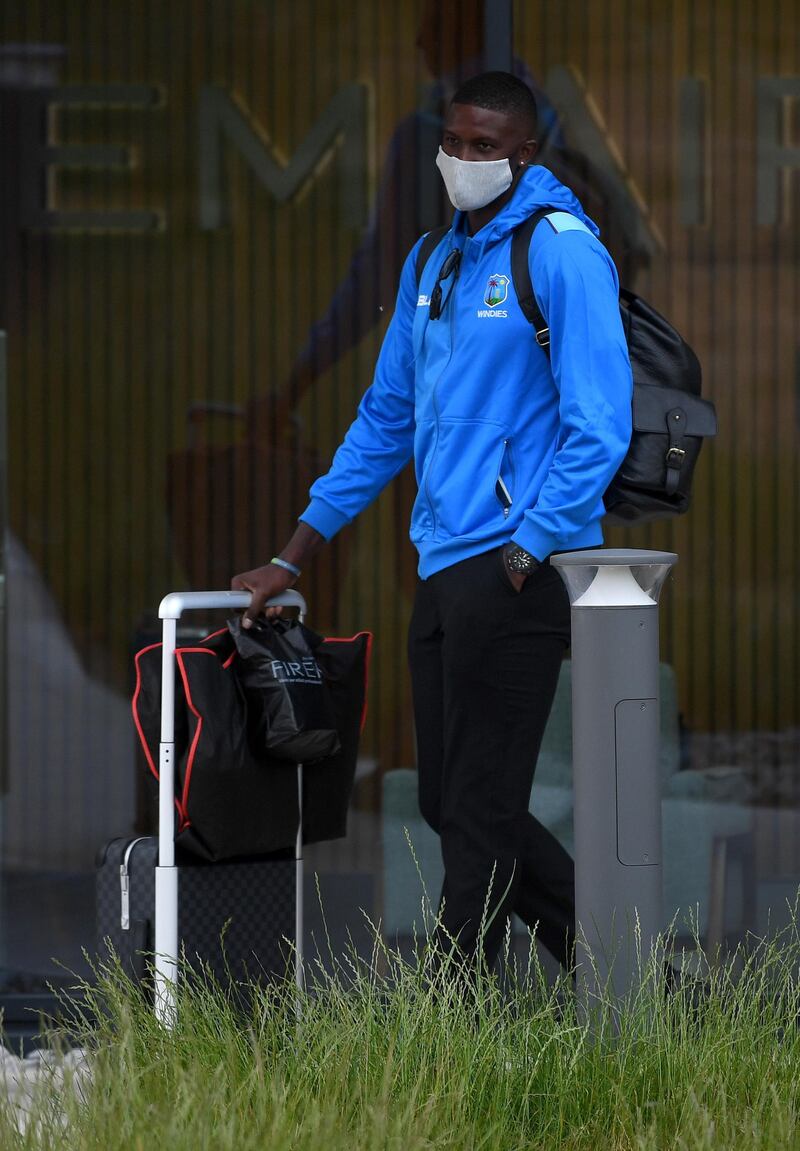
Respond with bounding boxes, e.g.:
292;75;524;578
231;562;296;628
231;523;326;628
505;567;527;594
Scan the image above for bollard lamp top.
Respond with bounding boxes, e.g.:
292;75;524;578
550;549;677;608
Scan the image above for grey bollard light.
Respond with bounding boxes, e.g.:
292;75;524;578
550;548;677;1009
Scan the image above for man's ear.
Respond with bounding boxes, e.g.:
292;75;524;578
519;138;538;165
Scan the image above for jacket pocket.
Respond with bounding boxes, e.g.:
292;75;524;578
428;423;509;539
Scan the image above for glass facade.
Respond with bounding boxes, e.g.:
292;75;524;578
0;1;797;987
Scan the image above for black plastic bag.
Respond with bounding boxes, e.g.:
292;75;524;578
227;616;340;763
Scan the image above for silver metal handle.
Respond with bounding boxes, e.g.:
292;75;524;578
159;588;307;620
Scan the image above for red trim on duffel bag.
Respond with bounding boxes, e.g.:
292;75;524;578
174;647;220;826
198;626;237;669
131;642;162;781
321;631;373;733
200;627;228;643
132;641;222;831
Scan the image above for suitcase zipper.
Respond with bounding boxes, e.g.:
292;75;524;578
120;838;149;930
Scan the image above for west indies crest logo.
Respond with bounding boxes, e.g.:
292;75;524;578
484;274;509;308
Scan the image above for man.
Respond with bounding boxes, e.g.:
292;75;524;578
232;72;632;978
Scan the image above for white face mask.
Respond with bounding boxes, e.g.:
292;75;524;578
435;146;514;212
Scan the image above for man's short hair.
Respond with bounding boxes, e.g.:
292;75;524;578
451;71;538;136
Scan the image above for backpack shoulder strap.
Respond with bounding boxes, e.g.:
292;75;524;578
510;207;558;352
415;225;451;288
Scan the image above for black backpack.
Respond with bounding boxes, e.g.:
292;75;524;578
415;211;717;524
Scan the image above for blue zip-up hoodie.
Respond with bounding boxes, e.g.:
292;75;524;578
300;166;632;578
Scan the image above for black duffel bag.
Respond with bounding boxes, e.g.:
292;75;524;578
132;620;371;862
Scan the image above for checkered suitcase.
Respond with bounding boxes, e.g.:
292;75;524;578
95;838;296;989
96;589;307;1025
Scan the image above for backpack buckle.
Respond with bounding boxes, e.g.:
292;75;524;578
535;327;550;348
665;446;686;466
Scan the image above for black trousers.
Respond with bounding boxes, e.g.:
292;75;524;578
407;547;575;972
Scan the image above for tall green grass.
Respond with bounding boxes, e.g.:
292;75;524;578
4;917;800;1150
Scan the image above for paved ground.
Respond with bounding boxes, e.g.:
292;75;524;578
0;1044;90;1134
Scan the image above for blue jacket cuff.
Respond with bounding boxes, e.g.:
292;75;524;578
511;519;603;562
299;498;351;541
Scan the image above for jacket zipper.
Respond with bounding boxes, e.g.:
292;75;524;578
496;438;514;517
423;254;460;534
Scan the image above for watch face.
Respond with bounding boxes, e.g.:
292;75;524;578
507;546;536;573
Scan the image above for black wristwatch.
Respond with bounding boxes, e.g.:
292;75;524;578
504;543;539;576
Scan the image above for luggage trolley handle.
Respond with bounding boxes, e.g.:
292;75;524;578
154;588;307;1026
